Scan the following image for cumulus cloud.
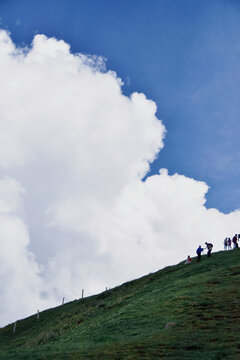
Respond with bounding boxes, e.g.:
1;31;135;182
0;30;239;325
0;177;56;325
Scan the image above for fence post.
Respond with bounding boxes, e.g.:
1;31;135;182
37;310;40;320
82;289;84;299
62;297;65;305
105;287;107;291
13;322;16;334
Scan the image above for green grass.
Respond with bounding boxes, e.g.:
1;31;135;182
1;250;240;359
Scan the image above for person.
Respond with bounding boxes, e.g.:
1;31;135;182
224;238;228;250
196;245;204;262
232;234;238;248
238;234;240;247
185;255;192;264
227;237;232;250
205;242;213;257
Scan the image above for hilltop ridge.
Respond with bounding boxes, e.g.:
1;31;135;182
0;249;240;359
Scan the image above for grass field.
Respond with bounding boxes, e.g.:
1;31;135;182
0;249;240;359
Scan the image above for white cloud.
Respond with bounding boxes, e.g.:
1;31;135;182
0;30;239;326
0;178;55;325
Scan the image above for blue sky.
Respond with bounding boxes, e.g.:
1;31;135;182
0;0;239;213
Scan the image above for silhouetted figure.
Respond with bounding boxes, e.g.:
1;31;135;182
205;242;213;257
227;237;232;250
224;238;228;250
196;245;204;262
238;234;240;247
233;234;238;248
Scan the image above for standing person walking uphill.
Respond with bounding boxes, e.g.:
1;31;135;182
224;238;228;250
232;234;238;248
196;245;204;262
227;237;232;250
205;242;213;257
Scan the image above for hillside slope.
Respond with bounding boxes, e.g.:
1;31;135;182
0;250;240;359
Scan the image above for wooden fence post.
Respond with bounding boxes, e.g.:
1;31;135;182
13;322;16;334
62;297;65;305
37;310;40;320
82;289;84;299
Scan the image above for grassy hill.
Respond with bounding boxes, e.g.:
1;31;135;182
0;249;240;360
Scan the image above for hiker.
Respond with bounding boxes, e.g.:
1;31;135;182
224;238;228;250
205;242;213;257
196;245;204;262
238;234;240;246
185;255;192;264
227;237;232;250
232;234;238;248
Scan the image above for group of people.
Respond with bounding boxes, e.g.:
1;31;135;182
224;234;239;250
196;242;213;262
185;233;240;265
185;242;213;264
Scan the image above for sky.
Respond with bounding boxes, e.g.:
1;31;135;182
0;0;240;326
